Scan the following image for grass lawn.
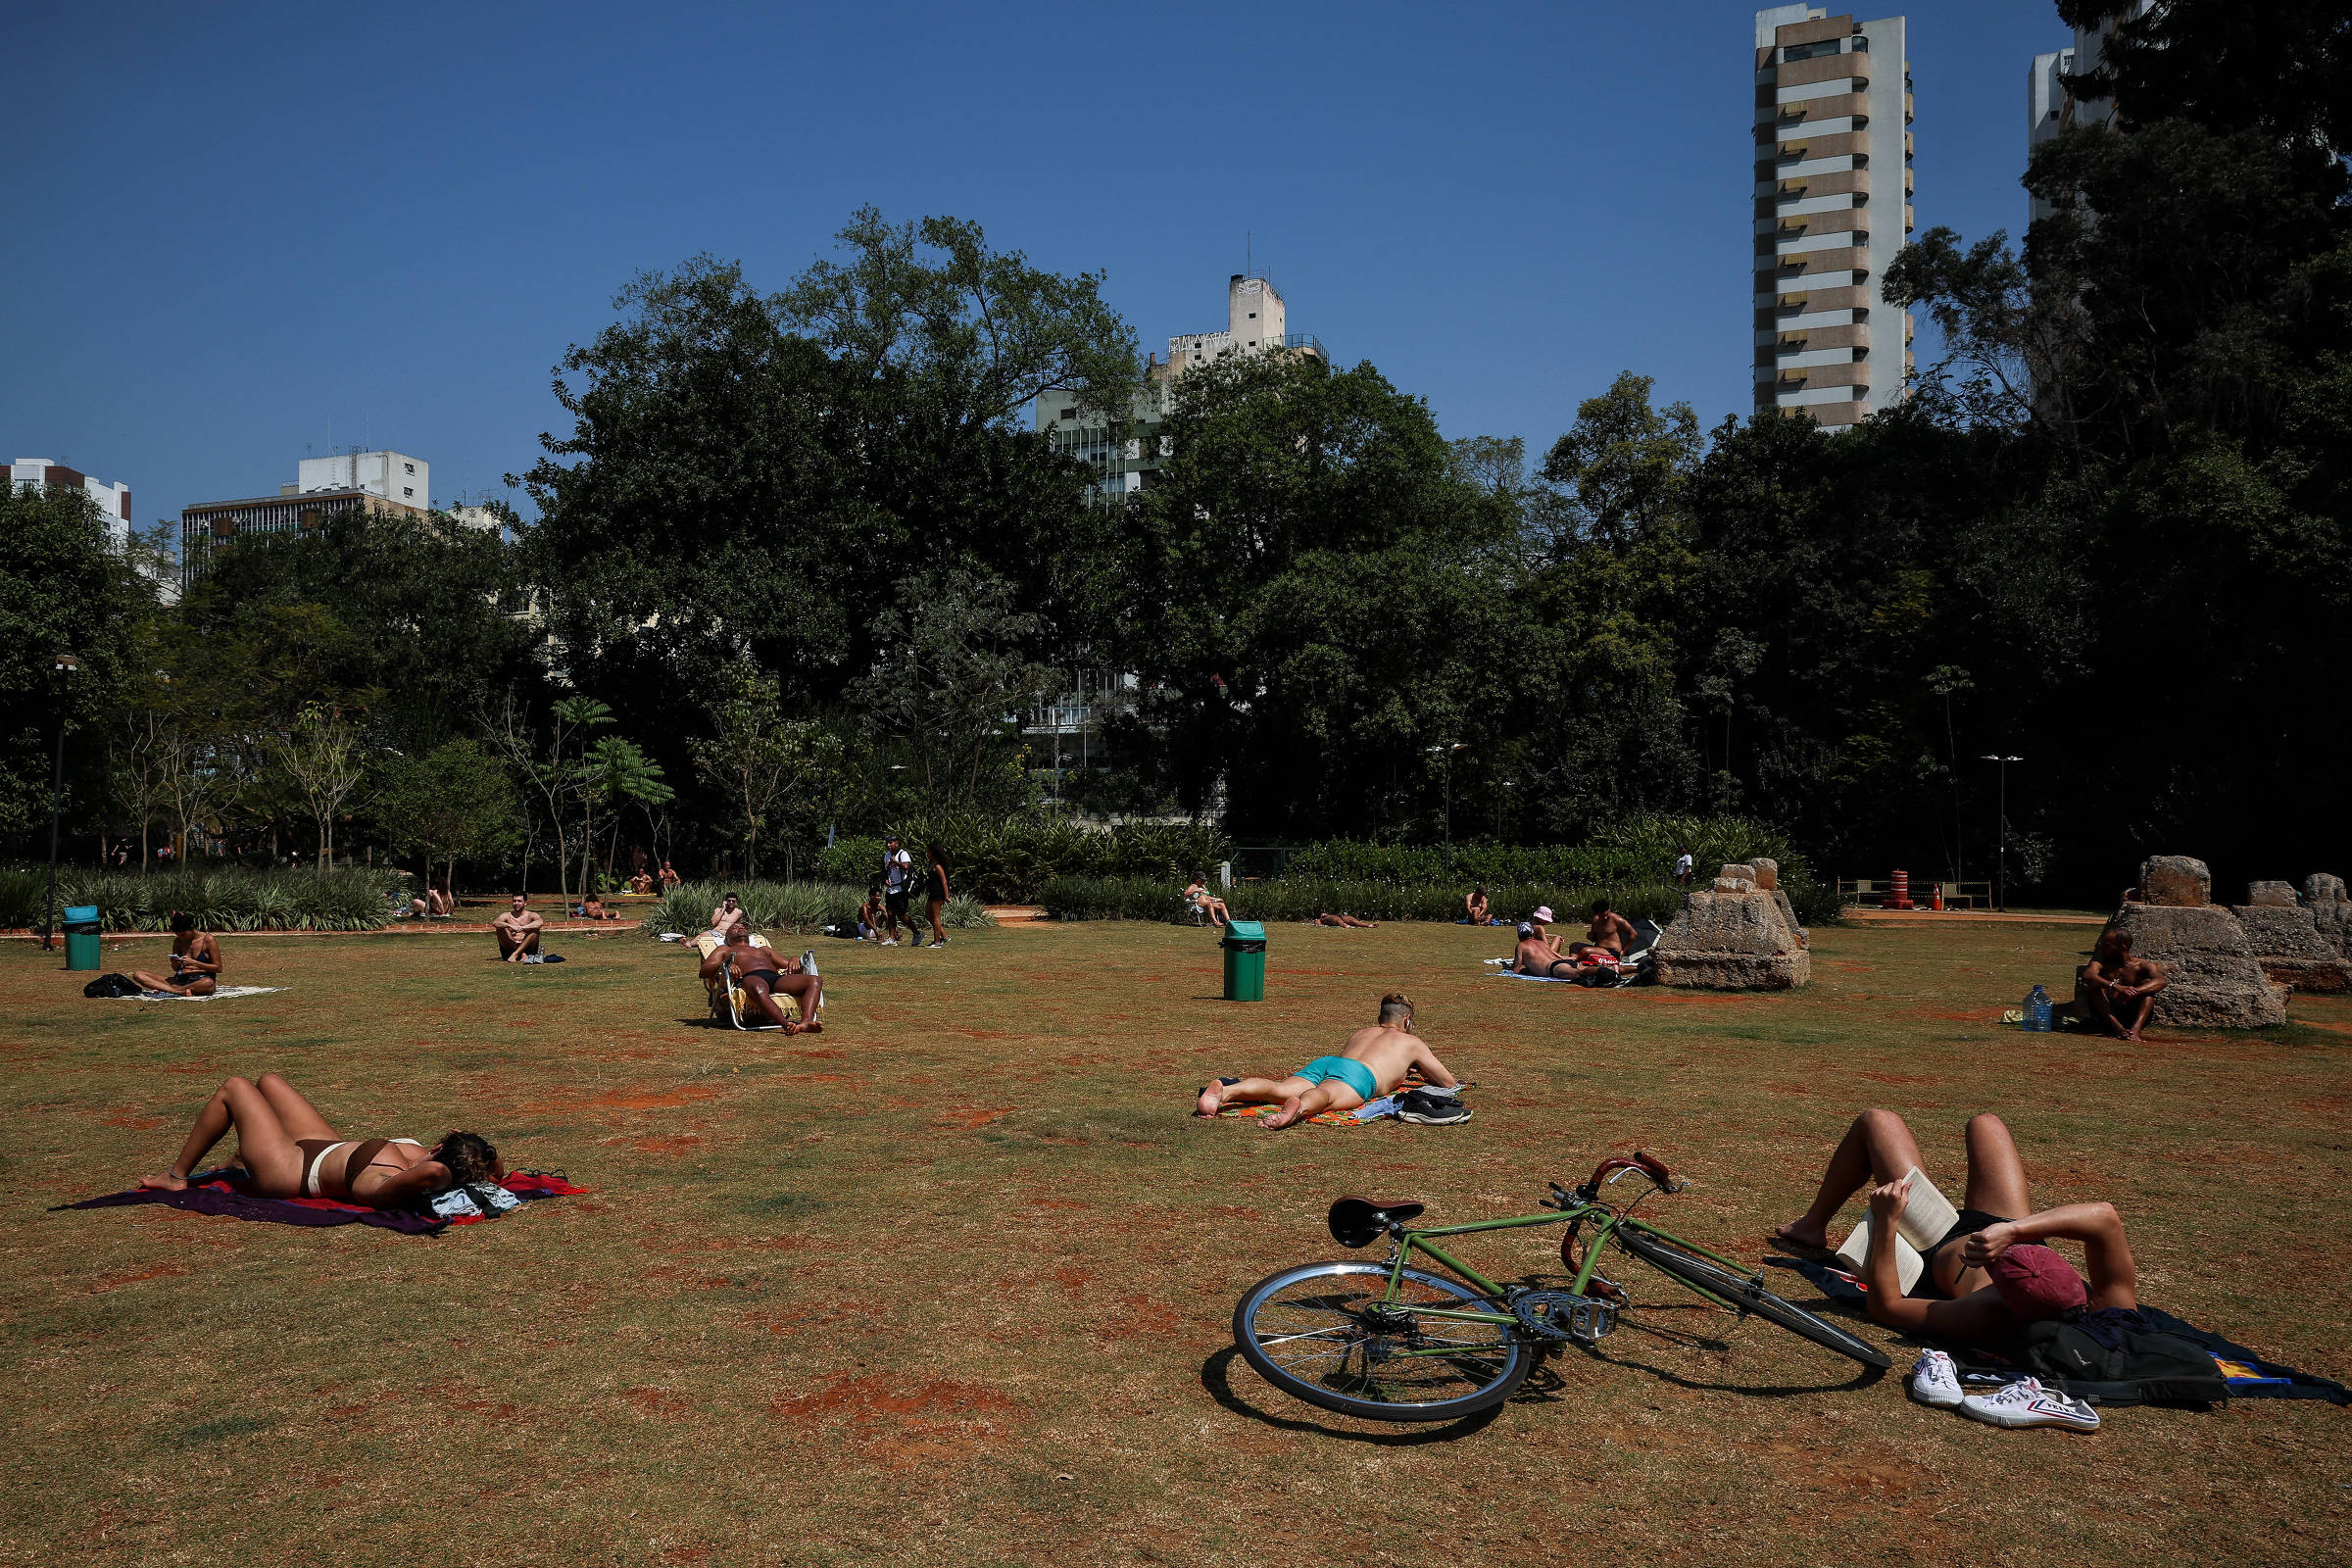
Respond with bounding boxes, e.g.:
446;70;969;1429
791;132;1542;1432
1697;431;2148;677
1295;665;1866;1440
5;917;2348;1566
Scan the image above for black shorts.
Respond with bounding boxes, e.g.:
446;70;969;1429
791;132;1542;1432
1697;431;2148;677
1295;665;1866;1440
885;889;909;918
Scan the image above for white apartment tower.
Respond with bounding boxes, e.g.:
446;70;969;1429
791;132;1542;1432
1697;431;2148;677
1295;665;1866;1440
1753;6;1914;428
2030;3;2155;222
297;449;428;508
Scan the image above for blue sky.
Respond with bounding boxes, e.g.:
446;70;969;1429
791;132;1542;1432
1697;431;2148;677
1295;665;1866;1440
4;0;2070;530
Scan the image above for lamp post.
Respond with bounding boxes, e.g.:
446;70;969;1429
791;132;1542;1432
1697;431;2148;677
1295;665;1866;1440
1979;754;2023;910
1427;742;1468;872
42;653;80;953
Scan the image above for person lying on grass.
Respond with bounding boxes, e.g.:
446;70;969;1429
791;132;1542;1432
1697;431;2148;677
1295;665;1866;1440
493;895;544;961
137;1071;501;1208
1512;921;1576;978
577;894;622;921
1195;992;1457;1128
1774;1109;2137;1345
129;911;220;996
2077;928;2168;1042
1311;911;1377;928
699;924;823;1033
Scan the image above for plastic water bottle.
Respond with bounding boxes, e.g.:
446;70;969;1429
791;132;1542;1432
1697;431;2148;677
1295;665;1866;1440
2023;984;2052;1032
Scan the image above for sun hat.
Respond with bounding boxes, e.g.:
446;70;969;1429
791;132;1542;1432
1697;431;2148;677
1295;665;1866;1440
1987;1244;2087;1321
1533;906;1555;923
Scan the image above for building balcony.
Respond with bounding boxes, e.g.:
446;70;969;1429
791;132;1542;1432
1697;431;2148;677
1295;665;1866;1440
1774;53;1869;89
1777;91;1869;123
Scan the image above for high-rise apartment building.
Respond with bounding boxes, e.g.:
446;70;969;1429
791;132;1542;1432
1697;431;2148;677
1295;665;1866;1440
1752;6;1914;429
179;449;431;589
11;458;131;548
2029;3;2154;221
1035;273;1323;501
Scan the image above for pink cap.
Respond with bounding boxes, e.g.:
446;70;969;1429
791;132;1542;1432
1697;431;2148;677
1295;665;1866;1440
1988;1243;2087;1321
1533;906;1555;923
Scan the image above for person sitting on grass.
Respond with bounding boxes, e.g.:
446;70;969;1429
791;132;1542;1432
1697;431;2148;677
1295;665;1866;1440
699;925;823;1033
1569;899;1637;958
136;1070;501;1210
408;883;455;919
1196;992;1457;1128
2077;928;2167;1042
1772;1108;2138;1346
1461;887;1493;926
1512;921;1574;978
493;896;545;962
858;886;888;941
629;870;655;896
1312;911;1377;928
659;860;680;892
1184;874;1231;928
129;912;220;997
578;894;621;922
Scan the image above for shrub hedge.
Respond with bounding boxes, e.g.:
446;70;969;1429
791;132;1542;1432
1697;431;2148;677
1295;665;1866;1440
1284;815;1808;889
0;866;406;932
645;880;995;938
1039;876;1692;927
811;815;1228;903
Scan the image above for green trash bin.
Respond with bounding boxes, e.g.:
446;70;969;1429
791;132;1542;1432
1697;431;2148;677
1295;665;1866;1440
63;904;102;971
1221;919;1267;1003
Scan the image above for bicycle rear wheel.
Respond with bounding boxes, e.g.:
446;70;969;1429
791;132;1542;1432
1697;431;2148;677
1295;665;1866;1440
1233;1260;1532;1422
1615;1227;1891;1369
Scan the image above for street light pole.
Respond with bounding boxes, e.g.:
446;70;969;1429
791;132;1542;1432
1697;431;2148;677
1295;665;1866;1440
42;654;80;953
1979;754;2023;911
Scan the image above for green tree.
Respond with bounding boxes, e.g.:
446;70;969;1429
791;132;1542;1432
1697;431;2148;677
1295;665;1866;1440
271;704;369;870
691;665;842;878
579;736;674;892
849;565;1053;811
373;738;525;894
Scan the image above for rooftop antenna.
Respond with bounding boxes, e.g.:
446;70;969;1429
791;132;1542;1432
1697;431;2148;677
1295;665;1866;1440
1247;231;1251;277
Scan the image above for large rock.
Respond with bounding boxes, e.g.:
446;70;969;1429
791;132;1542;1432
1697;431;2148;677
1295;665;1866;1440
2138;856;2211;907
2245;880;2297;908
1745;856;1804;941
2307;874;2350;960
1655;885;1810;991
2232;904;2352;993
2105;903;2287;1027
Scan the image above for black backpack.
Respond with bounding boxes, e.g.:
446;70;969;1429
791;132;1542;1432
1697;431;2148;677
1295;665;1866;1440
2006;1312;2229;1406
83;973;143;999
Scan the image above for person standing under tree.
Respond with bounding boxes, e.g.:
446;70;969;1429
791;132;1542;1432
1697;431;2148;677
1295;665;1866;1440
919;844;953;948
879;834;913;946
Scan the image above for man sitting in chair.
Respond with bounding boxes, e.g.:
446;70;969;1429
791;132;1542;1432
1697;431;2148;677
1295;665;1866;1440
700;925;823;1033
1194;992;1457;1128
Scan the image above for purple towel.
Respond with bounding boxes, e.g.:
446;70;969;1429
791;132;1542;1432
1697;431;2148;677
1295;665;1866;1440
56;1173;447;1234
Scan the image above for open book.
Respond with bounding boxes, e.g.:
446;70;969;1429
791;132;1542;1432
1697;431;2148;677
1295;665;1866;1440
1833;1166;1960;1296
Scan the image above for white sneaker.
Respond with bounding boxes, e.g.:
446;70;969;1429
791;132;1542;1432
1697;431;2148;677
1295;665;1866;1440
800;950;819;976
1958;1376;2100;1432
1908;1349;1964;1408
881;939;899;947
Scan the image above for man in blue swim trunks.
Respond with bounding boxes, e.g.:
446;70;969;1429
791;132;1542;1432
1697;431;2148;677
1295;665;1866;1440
1194;993;1459;1128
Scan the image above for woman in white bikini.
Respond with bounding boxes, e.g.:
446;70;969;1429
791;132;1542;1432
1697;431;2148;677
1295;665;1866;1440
136;1072;500;1208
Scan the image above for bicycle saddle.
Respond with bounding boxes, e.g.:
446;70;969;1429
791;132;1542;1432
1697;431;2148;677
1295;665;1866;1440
1328;1196;1425;1248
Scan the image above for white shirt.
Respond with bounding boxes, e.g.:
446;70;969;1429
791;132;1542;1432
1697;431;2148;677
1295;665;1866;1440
1675;854;1693;875
883;848;912;893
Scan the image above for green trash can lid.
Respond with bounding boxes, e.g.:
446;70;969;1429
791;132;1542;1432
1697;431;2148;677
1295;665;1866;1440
64;906;98;922
1222;920;1266;942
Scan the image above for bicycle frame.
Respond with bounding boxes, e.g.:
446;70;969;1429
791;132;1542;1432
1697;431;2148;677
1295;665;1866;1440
1371;1200;1764;1341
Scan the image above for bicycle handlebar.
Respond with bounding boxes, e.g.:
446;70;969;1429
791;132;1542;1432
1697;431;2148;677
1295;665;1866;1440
1570;1152;1682;1201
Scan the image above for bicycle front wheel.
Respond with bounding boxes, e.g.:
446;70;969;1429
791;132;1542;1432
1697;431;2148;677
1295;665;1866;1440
1615;1228;1891;1370
1233;1260;1533;1422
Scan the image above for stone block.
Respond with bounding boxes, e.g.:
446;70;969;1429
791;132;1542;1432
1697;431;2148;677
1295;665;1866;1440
1749;858;1781;891
2105;904;2287;1027
2245;880;2296;907
2232;905;2352;993
2308;873;2348;905
1655;886;1810;991
2306;874;2350;960
2137;856;2210;907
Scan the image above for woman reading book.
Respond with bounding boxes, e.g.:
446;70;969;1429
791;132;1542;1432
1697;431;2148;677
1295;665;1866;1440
1774;1109;2139;1343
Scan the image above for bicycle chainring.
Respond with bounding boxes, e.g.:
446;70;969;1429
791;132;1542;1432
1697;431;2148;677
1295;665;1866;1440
1511;1290;1616;1345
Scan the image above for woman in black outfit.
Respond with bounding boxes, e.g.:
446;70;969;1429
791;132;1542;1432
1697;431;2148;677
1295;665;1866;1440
922;844;952;948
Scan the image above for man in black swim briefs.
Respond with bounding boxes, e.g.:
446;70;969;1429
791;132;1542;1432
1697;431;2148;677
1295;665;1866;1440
700;925;823;1033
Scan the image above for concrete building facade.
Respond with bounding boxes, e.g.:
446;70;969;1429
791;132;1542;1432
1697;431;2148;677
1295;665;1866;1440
296;449;429;509
1752;6;1914;429
12;458;131;549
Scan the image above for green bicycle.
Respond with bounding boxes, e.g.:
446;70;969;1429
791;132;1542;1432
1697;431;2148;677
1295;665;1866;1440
1232;1151;1891;1423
